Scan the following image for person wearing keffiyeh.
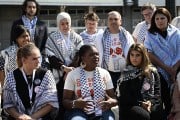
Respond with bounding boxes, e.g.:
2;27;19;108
102;11;134;91
3;43;58;120
45;12;83;119
63;45;117;120
0;25;31;119
116;44;162;120
10;0;48;68
132;3;156;44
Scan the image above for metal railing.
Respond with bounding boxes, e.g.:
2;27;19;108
48;26;106;34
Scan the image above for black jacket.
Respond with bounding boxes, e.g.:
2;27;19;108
117;67;162;112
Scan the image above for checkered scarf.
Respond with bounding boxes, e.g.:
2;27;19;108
22;15;37;41
137;22;148;43
3;70;58;115
116;66;143;97
80;67;105;109
46;31;76;65
102;27;127;69
0;45;18;75
52;31;73;62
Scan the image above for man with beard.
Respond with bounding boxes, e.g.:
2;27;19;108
101;11;134;91
10;0;48;68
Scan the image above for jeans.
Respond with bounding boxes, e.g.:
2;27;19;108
64;108;115;120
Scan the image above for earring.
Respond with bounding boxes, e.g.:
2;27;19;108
80;62;86;68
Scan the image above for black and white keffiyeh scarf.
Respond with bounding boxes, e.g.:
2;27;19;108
116;66;143;97
46;30;81;65
80;67;105;112
22;15;37;41
102;27;128;69
137;22;149;43
1;45;18;75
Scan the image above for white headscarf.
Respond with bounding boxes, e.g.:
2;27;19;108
56;12;71;27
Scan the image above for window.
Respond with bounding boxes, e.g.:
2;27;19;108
77;9;85;14
68;9;76;14
105;9;112;13
40;10;48;15
96;9;103;13
49;9;57;15
40;9;57;15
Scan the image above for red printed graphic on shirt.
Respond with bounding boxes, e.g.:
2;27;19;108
76;77;94;97
110;35;123;57
116;47;122;55
75;77;105;98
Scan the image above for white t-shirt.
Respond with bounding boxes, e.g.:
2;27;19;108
64;67;114;99
108;33;126;72
80;29;104;66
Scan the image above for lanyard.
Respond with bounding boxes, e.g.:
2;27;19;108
21;68;36;104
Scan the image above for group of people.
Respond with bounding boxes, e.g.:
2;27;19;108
0;0;179;120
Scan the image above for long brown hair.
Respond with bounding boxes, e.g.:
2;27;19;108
149;8;172;34
126;43;154;78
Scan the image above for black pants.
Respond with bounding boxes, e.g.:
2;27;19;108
159;73;171;119
119;105;163;120
42;108;58;120
56;76;65;120
119;106;150;120
108;71;121;91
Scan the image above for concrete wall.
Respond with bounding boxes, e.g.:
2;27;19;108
176;0;180;6
0;0;123;6
138;0;165;6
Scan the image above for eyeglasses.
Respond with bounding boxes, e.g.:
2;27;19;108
142;12;153;17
